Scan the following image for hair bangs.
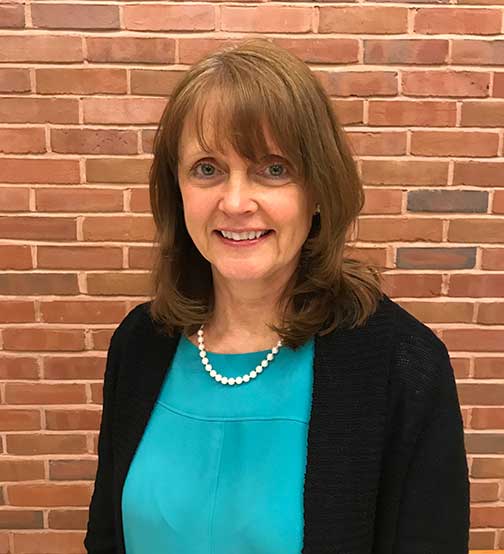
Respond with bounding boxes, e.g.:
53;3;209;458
185;73;305;182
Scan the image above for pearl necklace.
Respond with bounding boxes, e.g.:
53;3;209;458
196;324;283;386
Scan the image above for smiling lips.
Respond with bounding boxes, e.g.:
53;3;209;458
218;229;270;241
216;229;273;246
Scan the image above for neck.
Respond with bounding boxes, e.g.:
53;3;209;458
200;272;293;353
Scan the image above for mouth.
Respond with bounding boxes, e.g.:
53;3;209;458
214;229;274;247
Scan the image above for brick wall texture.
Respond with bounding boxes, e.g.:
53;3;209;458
0;1;503;552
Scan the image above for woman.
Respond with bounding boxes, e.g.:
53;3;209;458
84;38;470;554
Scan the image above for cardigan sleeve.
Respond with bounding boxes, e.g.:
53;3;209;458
83;328;121;554
393;341;470;554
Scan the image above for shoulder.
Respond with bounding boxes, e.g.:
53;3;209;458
378;294;455;425
108;300;155;356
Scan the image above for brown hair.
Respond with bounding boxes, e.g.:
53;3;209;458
148;37;385;350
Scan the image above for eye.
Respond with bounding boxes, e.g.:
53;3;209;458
190;161;219;179
260;162;290;180
189;158;292;182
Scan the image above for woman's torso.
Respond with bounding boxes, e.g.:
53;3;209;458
121;333;315;554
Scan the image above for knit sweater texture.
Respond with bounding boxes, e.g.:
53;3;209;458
84;293;470;554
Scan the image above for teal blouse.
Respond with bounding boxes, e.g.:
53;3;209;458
121;333;315;554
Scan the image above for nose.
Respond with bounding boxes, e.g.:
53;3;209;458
218;171;258;215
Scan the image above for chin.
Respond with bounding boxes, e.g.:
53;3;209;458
213;264;272;281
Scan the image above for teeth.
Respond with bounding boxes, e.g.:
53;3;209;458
220;230;268;241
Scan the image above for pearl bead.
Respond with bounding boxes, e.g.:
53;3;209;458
195;324;283;386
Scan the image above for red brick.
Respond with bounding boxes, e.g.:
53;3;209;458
141;129;156;153
87;272;151;296
222;6;312;32
0;246;32;270
448;219;504;243
129;245;156;269
31;3;119;30
0;274;79;295
177;37;240;64
0;356;39;379
396;247;476;269
361;159;448;185
3;329;85;352
13;530;86;552
0;216;77;240
86;158;151;184
40;300;127;324
361;189;402;214
130;69;185;96
37;68;127;95
470;481;499;501
0;459;44;480
494;72;504;97
38;246;123;270
453;161;504;187
452;40;504;65
48;508;89;530
270;37;359;64
36;188;123;212
0;68;30;92
49;459;98;480
46;409;101;430
315;70;397;97
0;187;30;211
461;101;504;126
0;3;24;28
478;302;504;325
44;356;105;380
0;127;45;154
5;383;86;404
474;359;504;379
493;191;504;214
89;330;114;352
410;130;499;156
347;131;406;156
0;300;35;321
381;273;443;297
129;188;150;212
368;100;457;126
5;433;88;452
364;39;448;64
0;97;79;124
320;6;407;33
395;301;473;324
414;8;502;35
357;218;443;241
402;70;490;97
407;189;488;213
0;509;43;529
449;274;504;297
124;4;214;31
83;97;166;124
82;215;155;241
51;128;137;155
86;36;175;64
331;99;364;125
482;248;504;269
0;158;79;184
8;483;91;506
0;411;41;432
0;35;83;63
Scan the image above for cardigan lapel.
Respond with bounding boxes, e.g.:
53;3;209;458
301;297;395;553
112;296;395;554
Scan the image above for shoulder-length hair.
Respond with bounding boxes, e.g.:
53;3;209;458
148;37;385;350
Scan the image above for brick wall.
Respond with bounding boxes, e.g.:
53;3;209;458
0;1;503;552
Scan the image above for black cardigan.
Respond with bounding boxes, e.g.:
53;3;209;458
84;293;470;554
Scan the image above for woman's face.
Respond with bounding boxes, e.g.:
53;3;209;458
177;111;316;289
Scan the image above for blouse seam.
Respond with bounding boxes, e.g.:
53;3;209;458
155;399;309;425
